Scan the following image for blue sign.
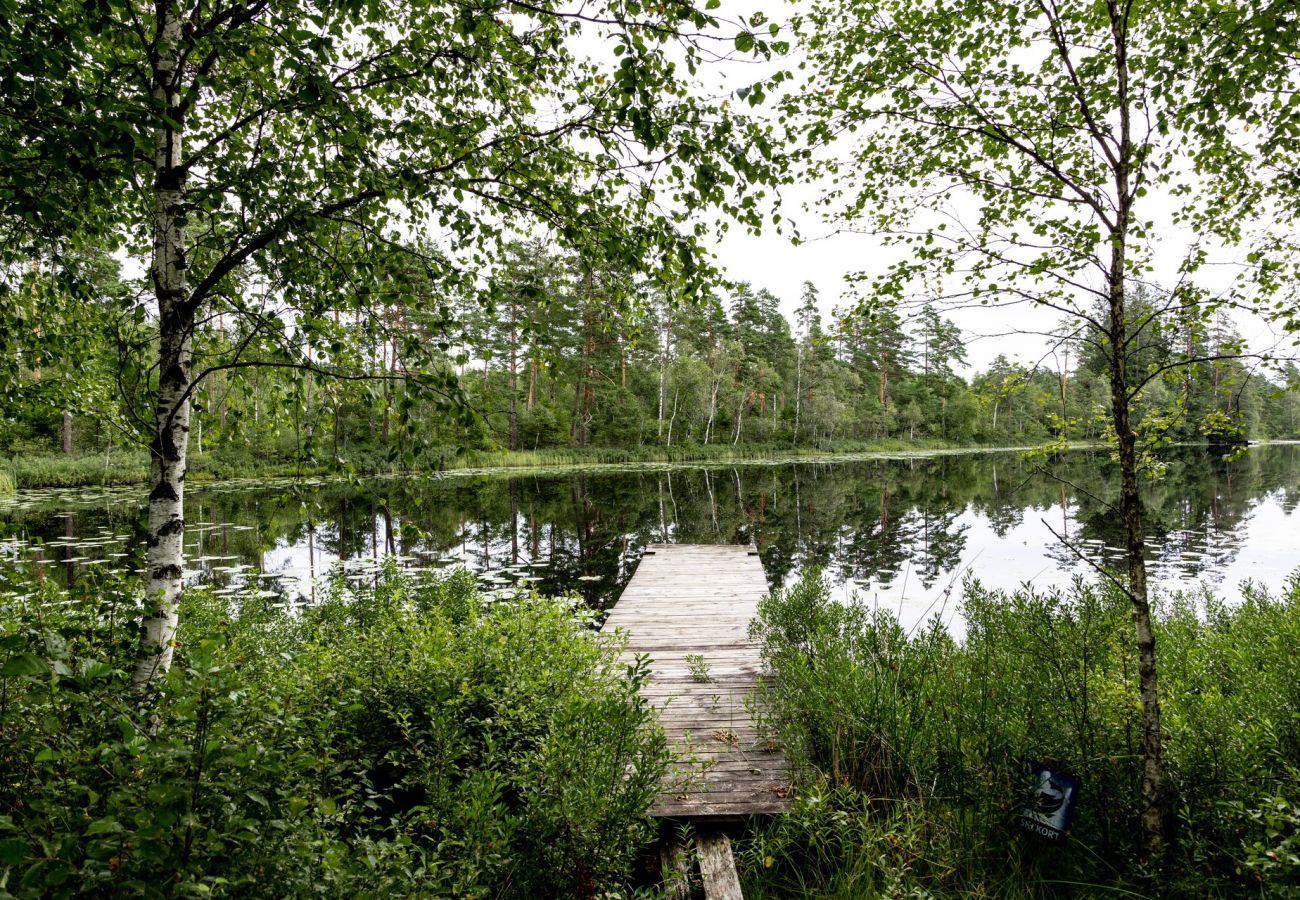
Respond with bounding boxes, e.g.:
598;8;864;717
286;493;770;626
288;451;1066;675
1017;763;1081;842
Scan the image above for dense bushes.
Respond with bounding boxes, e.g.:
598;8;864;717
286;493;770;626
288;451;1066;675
744;573;1300;897
0;564;667;897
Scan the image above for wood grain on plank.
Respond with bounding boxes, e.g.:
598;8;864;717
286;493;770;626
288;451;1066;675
696;832;745;900
600;543;791;823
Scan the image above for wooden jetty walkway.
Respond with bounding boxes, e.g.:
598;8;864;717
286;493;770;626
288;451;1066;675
601;543;791;898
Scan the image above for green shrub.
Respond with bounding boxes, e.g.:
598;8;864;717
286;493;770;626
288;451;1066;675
743;572;1300;897
0;563;668;897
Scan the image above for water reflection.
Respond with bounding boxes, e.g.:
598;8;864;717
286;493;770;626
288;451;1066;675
2;446;1298;632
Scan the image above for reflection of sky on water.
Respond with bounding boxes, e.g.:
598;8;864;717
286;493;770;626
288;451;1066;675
3;447;1298;635
824;490;1299;637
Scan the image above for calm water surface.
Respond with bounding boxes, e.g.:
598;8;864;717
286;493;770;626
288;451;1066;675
3;446;1298;633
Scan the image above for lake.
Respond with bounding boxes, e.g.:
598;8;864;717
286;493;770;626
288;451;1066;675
3;445;1298;633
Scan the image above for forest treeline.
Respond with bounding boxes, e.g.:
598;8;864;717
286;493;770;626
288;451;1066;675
8;240;1300;473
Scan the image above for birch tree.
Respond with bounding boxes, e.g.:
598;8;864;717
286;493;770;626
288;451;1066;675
790;0;1297;862
6;0;775;687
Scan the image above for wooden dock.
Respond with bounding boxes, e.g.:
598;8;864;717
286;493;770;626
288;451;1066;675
601;543;791;822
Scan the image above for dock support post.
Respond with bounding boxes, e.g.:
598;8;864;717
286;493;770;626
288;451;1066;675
697;831;743;900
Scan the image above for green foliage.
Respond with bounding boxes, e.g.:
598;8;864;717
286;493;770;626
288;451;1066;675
0;565;668;897
744;571;1300;896
6;244;1297;469
1231;796;1300;894
686;653;711;683
0;452;149;488
0;470;13;495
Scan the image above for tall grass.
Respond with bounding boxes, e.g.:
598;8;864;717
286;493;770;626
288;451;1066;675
0;469;14;494
0;451;150;488
440;439;965;471
742;573;1300;897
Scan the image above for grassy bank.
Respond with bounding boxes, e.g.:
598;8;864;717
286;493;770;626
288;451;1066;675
1;439;978;490
0;450;339;490
431;438;968;471
0;451;150;489
740;573;1300;897
0;566;667;897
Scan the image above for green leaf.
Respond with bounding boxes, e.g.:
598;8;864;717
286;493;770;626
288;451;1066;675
1;654;48;677
0;838;29;866
85;818;123;835
734;31;754;53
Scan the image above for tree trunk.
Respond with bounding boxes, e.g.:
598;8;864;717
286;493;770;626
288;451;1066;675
1107;267;1165;863
705;370;719;445
508;305;519;451
571;371;583;443
794;345;803;442
135;0;191;688
1104;120;1164;865
667;387;679;449
658;310;672;439
1105;9;1165;861
1059;345;1070;436
581;383;592;446
61;411;72;453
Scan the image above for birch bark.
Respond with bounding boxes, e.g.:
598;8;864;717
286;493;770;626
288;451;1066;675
134;0;191;688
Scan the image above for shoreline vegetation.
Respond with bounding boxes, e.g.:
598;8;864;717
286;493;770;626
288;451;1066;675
3;564;1297;896
9;438;1296;495
738;571;1300;897
0;566;670;896
0;440;980;491
0;439;1126;493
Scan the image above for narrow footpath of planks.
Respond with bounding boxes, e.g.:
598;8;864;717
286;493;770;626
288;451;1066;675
601;543;791;898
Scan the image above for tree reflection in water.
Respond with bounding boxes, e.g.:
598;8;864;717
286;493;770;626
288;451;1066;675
4;446;1299;631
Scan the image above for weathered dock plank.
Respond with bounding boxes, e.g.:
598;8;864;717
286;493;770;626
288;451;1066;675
601;543;791;822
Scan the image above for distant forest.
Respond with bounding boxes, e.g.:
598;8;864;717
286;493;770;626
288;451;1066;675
9;239;1300;469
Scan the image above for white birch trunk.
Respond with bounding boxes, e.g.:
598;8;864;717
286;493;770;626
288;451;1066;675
134;1;192;688
794;345;802;441
666;388;679;449
657;310;671;438
704;371;719;445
